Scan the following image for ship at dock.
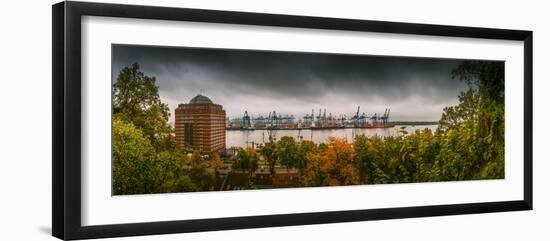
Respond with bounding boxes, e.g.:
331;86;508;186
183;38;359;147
227;106;396;130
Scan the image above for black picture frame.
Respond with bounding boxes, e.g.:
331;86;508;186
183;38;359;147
52;1;533;240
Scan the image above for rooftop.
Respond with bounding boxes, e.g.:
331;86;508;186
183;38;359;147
189;94;213;104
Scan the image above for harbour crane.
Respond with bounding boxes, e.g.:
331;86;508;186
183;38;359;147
302;109;314;126
243;110;251;128
311;109;314;127
352;106;360;125
370;113;378;124
379;108;391;124
316;109;322;126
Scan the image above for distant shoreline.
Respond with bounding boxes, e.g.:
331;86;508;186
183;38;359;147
390;121;439;126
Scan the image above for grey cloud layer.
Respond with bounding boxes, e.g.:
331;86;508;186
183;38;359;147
112;44;472;122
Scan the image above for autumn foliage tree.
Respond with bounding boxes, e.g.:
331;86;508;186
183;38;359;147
302;138;360;186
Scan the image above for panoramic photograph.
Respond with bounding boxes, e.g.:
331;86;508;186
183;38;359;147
111;44;505;195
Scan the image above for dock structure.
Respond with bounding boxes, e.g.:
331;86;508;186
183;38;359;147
226;106;395;130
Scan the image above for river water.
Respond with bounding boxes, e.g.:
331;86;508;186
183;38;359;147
226;125;438;148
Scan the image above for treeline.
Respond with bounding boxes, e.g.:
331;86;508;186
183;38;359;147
112;60;504;194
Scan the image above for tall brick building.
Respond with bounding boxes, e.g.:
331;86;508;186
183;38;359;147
175;94;226;153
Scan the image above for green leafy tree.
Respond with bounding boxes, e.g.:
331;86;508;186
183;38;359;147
112;117;159;195
155;149;190;192
260;142;278;175
295;140;315;175
452;60;504;103
444;60;504;179
354;135;374;184
275;136;298;171
439;89;480;130
187;151;215;191
232;147;259;187
113;62;172;149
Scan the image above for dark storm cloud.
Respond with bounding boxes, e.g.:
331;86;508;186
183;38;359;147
112;44;472;122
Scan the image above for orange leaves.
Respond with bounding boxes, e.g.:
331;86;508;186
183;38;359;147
210;153;223;171
303;137;359;186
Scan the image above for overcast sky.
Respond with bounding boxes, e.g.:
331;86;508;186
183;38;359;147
112;44;473;123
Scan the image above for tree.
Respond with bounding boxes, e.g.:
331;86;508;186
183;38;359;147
295;140;315;175
275;136;298;171
210;153;224;188
232;147;259;187
211;153;224;173
439;89;480;130
440;60;504;130
112;117;159;195
354;135;375;184
302;138;359;186
451;60;504;103
436;60;505;180
260;142;278;175
156;150;199;193
113;63;172;149
188;151;215;191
